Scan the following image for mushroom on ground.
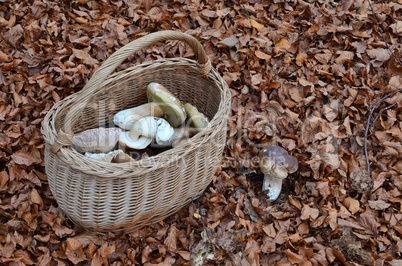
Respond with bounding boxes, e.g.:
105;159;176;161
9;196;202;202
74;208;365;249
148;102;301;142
72;127;121;153
113;102;164;130
259;145;298;201
184;103;209;129
147;82;186;127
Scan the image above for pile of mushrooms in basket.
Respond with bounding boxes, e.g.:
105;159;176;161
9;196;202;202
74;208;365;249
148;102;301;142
71;82;209;163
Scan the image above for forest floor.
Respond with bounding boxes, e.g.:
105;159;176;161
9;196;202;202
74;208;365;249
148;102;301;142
0;0;402;265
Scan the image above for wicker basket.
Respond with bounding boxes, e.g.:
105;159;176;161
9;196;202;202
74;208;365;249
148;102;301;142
41;31;230;233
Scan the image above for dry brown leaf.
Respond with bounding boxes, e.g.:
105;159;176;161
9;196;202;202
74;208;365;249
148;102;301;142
285;249;306;264
301;205;319;220
218;36;239;48
5;24;23;47
275;39;290;49
343;197;360;215
0;51;9;62
359;213;378;235
368;200;391;210
75;17;88;24
288;88;304;103
367;48;391;62
262;224;276;238
255;50;271;61
288;195;302;209
65;238;87;264
164;225;178;252
250;19;264;31
31;188;43;210
0;171;9;190
316;182;330;199
335;51;354;64
296;53;308;66
72;48;99;65
11;149;41;166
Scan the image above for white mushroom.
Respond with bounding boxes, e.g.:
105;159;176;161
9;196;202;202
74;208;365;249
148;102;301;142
114;102;164;130
154;127;199;147
259;146;298;201
72;127;121;153
118;132;152;150
129;116;174;145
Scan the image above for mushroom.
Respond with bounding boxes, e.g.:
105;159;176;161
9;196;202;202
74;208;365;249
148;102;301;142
152;127;199;147
147;82;186;127
114;102;165;130
119;117;174;149
259;146;298;201
72;127;121;153
111;151;137;163
119;133;152;150
184;103;209;129
129;116;174;145
85;150;125;163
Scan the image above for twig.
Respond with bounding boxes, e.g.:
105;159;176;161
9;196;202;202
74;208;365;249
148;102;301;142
370;101;398;151
242;4;251;19
191;198;208;231
364;89;402;174
364;0;402;175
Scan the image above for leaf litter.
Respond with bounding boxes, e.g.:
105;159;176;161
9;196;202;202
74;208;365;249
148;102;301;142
0;0;402;265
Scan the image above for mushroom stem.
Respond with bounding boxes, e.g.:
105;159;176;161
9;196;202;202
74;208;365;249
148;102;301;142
263;173;284;201
128;126;142;141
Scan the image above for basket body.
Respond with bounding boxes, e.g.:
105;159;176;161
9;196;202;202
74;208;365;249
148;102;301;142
42;54;230;232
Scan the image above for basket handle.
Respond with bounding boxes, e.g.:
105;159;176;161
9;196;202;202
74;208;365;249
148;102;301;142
50;31;211;154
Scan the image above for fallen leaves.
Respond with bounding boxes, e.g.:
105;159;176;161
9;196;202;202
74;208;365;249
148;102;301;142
65;238;87;264
343;197;360;215
10;148;41;166
301;205;319;221
72;48;99;65
0;0;401;264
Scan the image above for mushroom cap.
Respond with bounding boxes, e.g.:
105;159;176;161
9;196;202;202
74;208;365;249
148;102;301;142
118;131;152;150
114;102;164;130
259;145;298;179
72;127;121;154
184;103;209;129
130;116;159;140
129;117;174;145
155;120;175;145
147;83;186;127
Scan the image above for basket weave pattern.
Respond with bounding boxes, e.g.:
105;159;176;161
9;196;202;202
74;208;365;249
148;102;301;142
41;31;231;233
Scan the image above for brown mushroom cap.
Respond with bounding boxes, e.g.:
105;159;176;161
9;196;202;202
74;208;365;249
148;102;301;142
259;145;298;179
72;127;121;154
